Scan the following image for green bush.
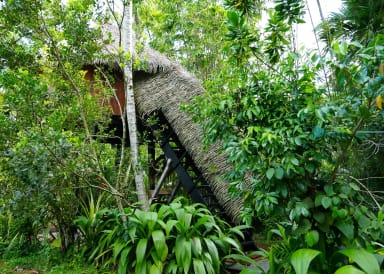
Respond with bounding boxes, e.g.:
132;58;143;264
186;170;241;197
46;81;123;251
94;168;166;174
76;198;250;273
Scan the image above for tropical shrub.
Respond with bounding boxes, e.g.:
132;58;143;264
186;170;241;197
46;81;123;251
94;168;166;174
74;191;110;259
76;198;250;273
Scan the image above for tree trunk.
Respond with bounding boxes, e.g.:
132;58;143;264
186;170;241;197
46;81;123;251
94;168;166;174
316;0;325;22
121;0;149;210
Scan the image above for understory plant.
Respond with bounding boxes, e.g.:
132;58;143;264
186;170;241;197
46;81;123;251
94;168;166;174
75;197;253;274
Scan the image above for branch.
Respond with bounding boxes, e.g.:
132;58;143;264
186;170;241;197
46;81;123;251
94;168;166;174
36;123;125;200
327;116;365;185
37;14;122;198
349;175;381;210
250;50;291;83
94;65;128;185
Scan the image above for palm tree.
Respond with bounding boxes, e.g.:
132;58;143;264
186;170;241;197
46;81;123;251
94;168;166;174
318;0;384;46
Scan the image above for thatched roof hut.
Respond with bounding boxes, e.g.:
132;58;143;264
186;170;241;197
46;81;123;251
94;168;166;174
95;23;243;224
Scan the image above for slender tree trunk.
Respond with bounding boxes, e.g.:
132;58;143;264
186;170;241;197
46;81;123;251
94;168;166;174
316;0;325;22
121;0;149;210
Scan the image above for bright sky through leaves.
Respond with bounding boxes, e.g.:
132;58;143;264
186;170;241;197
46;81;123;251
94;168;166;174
297;0;342;48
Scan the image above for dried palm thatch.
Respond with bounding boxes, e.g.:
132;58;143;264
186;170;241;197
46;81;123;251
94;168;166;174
96;23;243;224
95;23;172;74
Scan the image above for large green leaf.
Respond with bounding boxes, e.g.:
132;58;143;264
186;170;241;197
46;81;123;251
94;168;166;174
338;249;380;274
191;237;202;257
118;247;131;274
113;241;128;263
182;238;192;272
202;252;215;274
175;236;192;273
136;238;148;266
334;265;366;274
175;236;184;267
335;221;354;240
193;258;206;274
204;238;220;273
222;236;241;249
291;248;321;274
152;230;168;261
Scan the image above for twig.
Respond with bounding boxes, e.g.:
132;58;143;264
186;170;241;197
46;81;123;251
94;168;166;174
349;175;381;210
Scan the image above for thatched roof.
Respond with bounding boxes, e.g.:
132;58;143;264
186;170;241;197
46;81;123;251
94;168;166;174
98;23;243;224
96;23;172;74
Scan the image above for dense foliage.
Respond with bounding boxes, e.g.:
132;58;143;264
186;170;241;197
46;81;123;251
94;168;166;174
137;0;228;82
75;196;253;273
185;0;384;272
0;0;133;255
0;0;383;273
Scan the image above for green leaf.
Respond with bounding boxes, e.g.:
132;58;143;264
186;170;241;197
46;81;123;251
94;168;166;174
305;163;315;173
313;211;325;223
175;236;184;268
240;269;262;274
312;126;324;139
335;221;354;240
340;41;348;55
118;247;131;274
175;236;192;273
202;252;215;274
152;230;168;261
222;236;241;249
294;136;302;146
193;258;206;274
291;249;321;274
164;259;178;274
275;167;284;179
182;239;192;272
332;196;341;206
305;230;319;247
266;168;275;179
204;238;220;272
338;249;380;274
334;41;348;56
224;253;263;268
315;194;324;207
336;208;348;218
164;220;178;236
324;185;334;196
321;196;332;209
227;10;240;25
291;157;299;166
149;264;162;274
334;265;365;274
191;237;202;256
113;241;127;264
136;238;148;266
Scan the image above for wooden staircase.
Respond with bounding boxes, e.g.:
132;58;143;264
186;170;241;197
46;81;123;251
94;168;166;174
144;111;228;221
